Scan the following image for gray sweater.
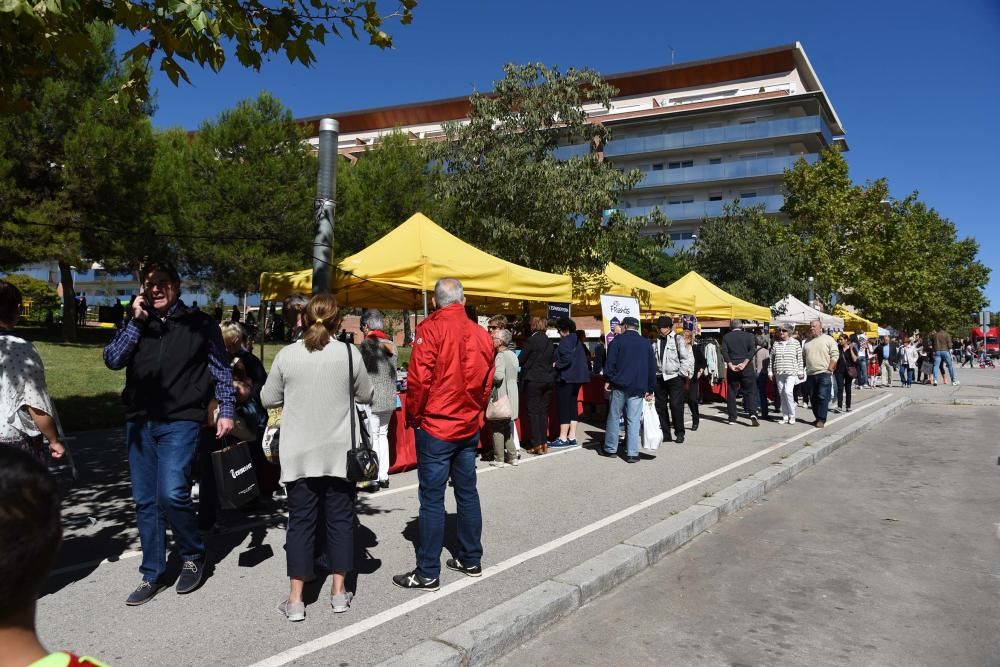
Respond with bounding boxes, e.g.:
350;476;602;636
261;340;373;483
490;348;520;421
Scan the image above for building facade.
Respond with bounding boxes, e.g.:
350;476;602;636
300;42;846;252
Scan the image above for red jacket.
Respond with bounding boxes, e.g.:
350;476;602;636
405;303;495;441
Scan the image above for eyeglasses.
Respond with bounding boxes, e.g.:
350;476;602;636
143;280;174;290
488;325;500;331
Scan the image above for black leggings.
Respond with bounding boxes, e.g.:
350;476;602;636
555;382;581;425
834;370;852;409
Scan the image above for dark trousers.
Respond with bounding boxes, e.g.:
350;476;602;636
654;376;686;439
285;476;355;578
755;370;770;419
523;381;552;446
416;429;482;579
726;365;758;420
555;381;581;425
834;370;852;409
810;372;833;422
685;376;700;427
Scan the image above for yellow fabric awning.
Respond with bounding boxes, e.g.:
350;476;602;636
258;213;572;308
664;271;772;322
571;263;695;316
833;306;879;338
259;269;312;302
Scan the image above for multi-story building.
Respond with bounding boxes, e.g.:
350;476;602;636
300;42;846;252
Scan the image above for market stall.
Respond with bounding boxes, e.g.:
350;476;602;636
770;294;844;331
664;271;772;322
833;306;879;339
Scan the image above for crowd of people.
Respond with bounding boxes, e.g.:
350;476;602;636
0;265;995;660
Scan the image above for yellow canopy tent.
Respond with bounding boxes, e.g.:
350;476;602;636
571;263;695;316
833;306;879;338
664;271;772;322
258;213;572;309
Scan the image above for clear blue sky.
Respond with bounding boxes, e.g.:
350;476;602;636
136;0;1000;310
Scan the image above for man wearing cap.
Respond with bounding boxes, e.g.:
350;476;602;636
721;319;760;426
602;316;656;463
651;316;692;444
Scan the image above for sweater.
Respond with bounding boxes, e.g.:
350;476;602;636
770;339;804;376
260;340;373;483
721;329;755;364
518;331;556;384
803;334;840;375
360;337;398;413
490;348;520;421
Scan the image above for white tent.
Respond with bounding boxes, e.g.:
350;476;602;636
771;294;844;331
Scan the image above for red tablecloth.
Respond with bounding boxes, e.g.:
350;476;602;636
388;377;608;474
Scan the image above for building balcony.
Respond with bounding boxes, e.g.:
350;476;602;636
631;154;817;190
621;194;785;222
603;115;832;159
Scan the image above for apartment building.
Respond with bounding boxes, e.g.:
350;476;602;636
300;42;846;251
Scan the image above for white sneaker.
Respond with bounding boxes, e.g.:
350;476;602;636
789;417;795;425
952;380;960;386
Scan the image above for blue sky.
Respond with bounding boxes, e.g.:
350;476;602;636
136;0;1000;310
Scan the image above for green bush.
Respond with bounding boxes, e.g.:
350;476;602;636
2;273;60;321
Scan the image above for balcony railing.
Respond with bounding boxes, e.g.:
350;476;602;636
602;116;832;158
621;194;785;222
632;154;817;189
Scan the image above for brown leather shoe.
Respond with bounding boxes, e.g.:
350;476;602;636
540;443;549;454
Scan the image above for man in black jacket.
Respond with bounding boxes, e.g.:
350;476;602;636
875;335;900;387
517;316;555;454
104;262;234;606
721;319;760;426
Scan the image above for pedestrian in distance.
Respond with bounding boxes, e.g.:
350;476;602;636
517;316;555;455
652;315;692;443
359;308;397;491
802;319;839;429
752;332;771;420
601;316;656;463
854;333;870;389
550;317;590;449
876;335;899;387
769;324;805;424
261;294;373;621
931;328;959;386
393;278;494;592
103;261;235;606
899;335;918;387
487;328;520;467
721;320;760;426
833;334;856;413
682;329;705;431
0;446;110;667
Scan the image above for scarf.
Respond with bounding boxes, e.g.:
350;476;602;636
366;329;388;340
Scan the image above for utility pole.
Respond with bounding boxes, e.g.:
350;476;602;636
312;118;338;295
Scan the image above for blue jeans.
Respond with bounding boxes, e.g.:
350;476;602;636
809;373;832;422
900;365;914;387
415;429;482;579
126;419;204;582
933;350;956;384
855;358;868;388
604;389;644;457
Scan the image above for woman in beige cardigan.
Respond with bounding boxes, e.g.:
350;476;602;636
488;328;520;467
261;294;373;622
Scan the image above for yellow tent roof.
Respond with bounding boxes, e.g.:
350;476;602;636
833;306;879;338
258;213;572;308
664;271;772;322
571;263;695;315
259;269;312;302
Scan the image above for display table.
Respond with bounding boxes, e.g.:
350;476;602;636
388;377;609;474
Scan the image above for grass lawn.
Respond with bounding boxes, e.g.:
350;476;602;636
25;326;414;433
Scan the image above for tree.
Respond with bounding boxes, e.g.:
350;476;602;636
336;128;448;256
434;63;661;274
1;0;417;112
1;274;60;321
180;93;317;303
0;25;155;340
613;234;692;287
692;202;809;308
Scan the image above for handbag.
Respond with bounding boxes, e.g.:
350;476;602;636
261;407;282;464
345;341;379;483
211;439;260;509
486;388;513;421
847;366;858;379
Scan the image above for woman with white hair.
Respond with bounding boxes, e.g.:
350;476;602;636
359;308;397;489
487;328;520;467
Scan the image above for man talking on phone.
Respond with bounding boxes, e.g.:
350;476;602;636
104;262;234;605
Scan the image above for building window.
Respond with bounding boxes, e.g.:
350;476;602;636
739;191;757;199
708;157;722;165
708;193;723;201
652;163;664;171
668;160;694;169
668;197;694;205
738;150;774;160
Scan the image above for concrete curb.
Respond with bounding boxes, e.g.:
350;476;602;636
375;396;913;667
913;396;1000;407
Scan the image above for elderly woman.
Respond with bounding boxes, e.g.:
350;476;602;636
487;328;520;467
769;325;805;424
261;294;373;621
0;281;65;465
359;308;397;490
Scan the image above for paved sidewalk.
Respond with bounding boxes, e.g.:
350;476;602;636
498;402;1000;666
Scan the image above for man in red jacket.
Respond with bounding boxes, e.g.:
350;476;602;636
393;278;495;591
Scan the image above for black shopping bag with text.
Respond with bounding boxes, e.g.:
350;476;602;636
211;440;260;510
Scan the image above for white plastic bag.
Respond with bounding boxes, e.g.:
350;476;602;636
641;399;663;451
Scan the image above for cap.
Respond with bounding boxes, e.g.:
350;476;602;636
656;315;672;328
622;316;640;328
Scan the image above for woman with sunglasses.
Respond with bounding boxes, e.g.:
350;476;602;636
769;324;805;424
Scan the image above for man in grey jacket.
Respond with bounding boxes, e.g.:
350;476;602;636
652;316;693;444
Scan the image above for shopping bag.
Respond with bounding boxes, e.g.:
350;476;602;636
641;400;663;451
261;407;282;464
211;440;260;510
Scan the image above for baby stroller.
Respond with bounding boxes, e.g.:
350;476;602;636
978;350;996;368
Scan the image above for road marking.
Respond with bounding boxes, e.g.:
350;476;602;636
250;394;895;667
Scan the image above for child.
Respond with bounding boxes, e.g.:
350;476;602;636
867;356;880;388
0;446;108;667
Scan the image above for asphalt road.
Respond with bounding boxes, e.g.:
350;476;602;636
34;365;1000;666
498;401;1000;666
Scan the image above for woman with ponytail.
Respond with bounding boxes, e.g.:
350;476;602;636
261;294;373;621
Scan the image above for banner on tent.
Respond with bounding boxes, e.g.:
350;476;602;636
600;294;639;347
547;302;571;321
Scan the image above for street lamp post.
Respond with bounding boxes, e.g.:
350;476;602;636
807;276;814;309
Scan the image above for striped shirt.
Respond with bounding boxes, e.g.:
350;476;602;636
770;339;804;376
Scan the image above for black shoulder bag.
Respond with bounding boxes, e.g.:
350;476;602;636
344;341;379;482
